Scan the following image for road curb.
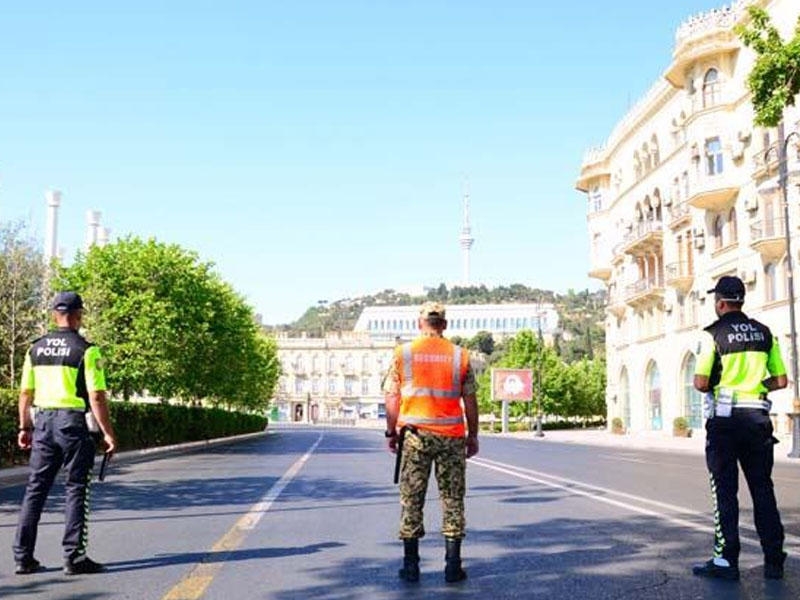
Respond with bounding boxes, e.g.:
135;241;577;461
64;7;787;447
0;429;270;488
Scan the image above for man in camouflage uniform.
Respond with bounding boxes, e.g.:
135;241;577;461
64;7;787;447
384;302;479;584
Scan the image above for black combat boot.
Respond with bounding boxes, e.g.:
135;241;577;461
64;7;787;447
398;538;420;583
444;537;467;583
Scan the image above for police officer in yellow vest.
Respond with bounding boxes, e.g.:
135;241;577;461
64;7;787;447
13;292;117;576
692;276;787;580
383;302;479;584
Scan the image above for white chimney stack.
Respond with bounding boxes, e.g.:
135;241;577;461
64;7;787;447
97;227;110;247
44;190;62;263
85;210;101;250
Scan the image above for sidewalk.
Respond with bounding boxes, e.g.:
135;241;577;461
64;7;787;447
492;427;800;464
0;429;269;487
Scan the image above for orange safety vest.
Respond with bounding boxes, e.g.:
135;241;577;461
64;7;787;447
397;336;468;438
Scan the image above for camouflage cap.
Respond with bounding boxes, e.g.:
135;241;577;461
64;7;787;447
419;301;446;320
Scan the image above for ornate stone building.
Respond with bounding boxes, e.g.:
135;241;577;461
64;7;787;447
272;332;396;423
576;0;800;434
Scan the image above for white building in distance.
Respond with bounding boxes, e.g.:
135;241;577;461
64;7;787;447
354;303;560;341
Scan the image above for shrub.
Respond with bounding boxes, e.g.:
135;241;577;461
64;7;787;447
611;417;625;434
673;416;691;437
0;390;267;468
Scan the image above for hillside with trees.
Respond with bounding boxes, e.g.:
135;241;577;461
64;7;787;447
279;283;606;363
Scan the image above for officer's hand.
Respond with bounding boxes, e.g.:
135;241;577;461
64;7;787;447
387;434;398;454
18;430;32;450
103;434;117;456
466;436;479;458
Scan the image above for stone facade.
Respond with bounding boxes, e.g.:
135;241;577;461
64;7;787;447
576;0;800;435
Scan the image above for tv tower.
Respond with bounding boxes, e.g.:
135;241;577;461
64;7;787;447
459;187;475;285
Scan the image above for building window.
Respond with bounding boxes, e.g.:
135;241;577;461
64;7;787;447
682;171;689;199
328;378;336;394
361;378;369;395
645;361;662;431
728;208;737;244
362;354;369;372
702;68;720;108
345;355;353;371
312;377;321;395
328;354;335;372
705;137;723;175
713;215;724;250
682;354;703;429
765;262;777;302
294;378;305;394
345;378;354;396
651;134;660;166
590;186;603;212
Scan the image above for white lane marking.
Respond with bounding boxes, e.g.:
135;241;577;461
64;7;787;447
470;456;800;551
240;433;323;530
598;454;647;464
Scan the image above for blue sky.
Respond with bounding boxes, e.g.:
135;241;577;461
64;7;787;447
0;1;730;323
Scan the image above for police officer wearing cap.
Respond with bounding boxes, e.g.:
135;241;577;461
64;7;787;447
13;292;117;576
692;276;788;580
383;301;479;584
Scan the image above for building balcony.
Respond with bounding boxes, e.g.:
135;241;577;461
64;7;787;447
575;146;611;192
664;2;743;88
624;277;665;308
750;217;786;261
752;151;781;179
686;171;739;211
665;262;694;294
588;266;612;281
666;201;691;230
621;220;664;255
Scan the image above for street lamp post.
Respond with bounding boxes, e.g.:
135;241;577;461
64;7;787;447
534;320;545;438
765;121;800;458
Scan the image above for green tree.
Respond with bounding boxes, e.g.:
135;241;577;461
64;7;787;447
0;223;47;388
55;237;279;409
736;6;800;127
466;330;495;355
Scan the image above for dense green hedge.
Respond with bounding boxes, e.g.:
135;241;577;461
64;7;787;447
0;389;267;468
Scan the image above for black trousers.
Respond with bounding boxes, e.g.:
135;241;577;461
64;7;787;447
13;409;97;562
705;409;784;565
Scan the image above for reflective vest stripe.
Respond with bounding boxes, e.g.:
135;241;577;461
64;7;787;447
401;386;462;399
402;343;413;381
402;415;465;426
452;346;462;390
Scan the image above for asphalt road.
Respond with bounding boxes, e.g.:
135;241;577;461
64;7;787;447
1;426;799;600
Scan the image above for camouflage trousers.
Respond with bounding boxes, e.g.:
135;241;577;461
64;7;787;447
398;429;466;540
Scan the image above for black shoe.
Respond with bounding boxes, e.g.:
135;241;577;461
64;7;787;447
64;556;105;575
15;558;44;575
444;537;467;583
764;551;787;580
398;538;420;583
692;558;740;581
398;561;420;583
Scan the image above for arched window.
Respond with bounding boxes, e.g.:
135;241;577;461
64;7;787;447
713;214;724;249
703;68;720;108
619;367;630;429
765;262;777;302
682;353;703;429
645;361;662;431
653;189;663;221
651;134;660;166
634;151;642;179
642;143;652;172
728;208;737;244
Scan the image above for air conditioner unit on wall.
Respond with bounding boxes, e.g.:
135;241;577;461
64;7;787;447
740;270;757;284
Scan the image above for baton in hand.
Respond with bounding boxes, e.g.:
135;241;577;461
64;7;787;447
98;452;111;482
